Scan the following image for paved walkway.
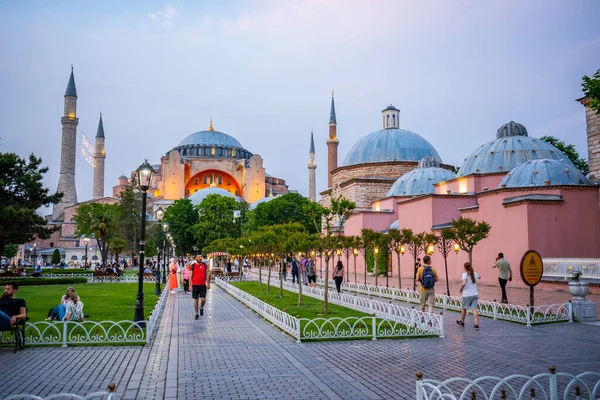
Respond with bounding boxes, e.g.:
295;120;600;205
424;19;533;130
1;285;599;399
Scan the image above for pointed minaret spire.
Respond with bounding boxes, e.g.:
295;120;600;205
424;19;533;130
326;91;339;188
308;129;317;202
93;112;106;200
65;66;77;98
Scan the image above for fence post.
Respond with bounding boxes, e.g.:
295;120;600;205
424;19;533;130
416;372;424;400
493;301;498;320
372;313;377;341
439;314;444;338
549;366;557;400
62;321;68;348
568;301;573;323
296;316;301;343
526;305;532;327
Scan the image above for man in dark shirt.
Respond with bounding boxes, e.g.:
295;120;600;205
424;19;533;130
0;283;27;330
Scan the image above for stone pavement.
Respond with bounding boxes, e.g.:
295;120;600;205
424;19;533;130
1;285;599;399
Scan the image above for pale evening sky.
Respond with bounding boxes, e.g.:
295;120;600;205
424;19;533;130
1;1;599;207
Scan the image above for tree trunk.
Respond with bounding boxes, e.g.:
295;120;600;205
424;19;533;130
468;250;473;265
279;256;284;299
297;258;303;306
259;258;263;290
324;255;330;314
267;257;271;293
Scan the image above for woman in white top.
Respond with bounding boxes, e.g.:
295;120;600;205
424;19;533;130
64;293;85;322
456;262;480;330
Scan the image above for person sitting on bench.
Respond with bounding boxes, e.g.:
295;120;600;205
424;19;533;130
0;283;27;330
63;294;84;322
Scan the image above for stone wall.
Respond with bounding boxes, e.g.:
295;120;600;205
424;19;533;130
585;102;600;181
331;162;417;189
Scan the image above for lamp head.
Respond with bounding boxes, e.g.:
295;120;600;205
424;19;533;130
136;160;154;192
336;249;342;256
453;243;460;254
427;244;434;255
156;207;164;222
353;248;358;256
374;246;379;255
400;245;405;255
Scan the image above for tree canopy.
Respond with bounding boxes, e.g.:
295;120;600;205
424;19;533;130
163;198;198;255
247;193;323;234
192;194;248;252
0;152;62;255
582;69;600;115
540;135;588;174
72;202;120;266
441;217;491;264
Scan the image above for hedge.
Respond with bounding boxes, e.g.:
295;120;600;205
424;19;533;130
0;277;88;286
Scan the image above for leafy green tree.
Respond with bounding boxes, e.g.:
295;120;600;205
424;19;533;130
388;228;412;289
108;236;126;264
248;193;322;234
582;69;600;115
441;217;491;264
192;195;247;252
117;181;144;260
163;198;198;255
51;248;61;266
0;152;62;255
330;196;356;236
2;243;18;260
72;203;120;266
540;136;588;174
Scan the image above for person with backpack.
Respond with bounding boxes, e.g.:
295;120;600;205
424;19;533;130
190;254;211;320
457;262;480;330
291;258;299;284
306;257;316;287
416;255;438;313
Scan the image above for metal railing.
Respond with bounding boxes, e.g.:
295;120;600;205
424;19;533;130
3;383;116;400
416;366;600;400
542;258;600;282
146;276;170;344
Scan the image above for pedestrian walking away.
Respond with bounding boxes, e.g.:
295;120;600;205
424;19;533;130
416;256;438;313
169;258;179;293
456;262;480;330
190;254;211;320
492;252;512;303
291;258;299;284
333;260;344;293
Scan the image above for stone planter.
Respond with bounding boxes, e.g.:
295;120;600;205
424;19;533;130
568;281;589;301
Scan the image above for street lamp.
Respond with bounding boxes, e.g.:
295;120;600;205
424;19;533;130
84;238;89;268
162;223;168;284
353;248;358;283
133;160;154;323
427;243;435;256
374;246;379;287
154;207;164;296
437;237;453;296
32;243;37;265
239;244;244;277
454;243;460;254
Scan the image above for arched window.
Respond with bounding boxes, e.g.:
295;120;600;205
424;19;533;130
218;177;223;185
203;176;207;184
211;147;216;156
235;190;239;196
392;114;395;127
186;189;190;196
386;114;390;127
232;148;236;157
194;178;199;185
227;180;231;186
92;255;98;261
71;255;78;260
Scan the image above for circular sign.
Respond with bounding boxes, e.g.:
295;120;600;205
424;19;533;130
520;250;544;287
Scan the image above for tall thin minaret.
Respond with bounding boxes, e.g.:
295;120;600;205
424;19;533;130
53;66;79;220
93;113;106;200
308;129;317;201
326;91;338;188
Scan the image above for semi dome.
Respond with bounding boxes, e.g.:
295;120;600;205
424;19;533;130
389;220;399;230
457;121;574;176
250;195;279;210
386;159;456;196
343;128;442;166
188;186;238;205
499;159;591;188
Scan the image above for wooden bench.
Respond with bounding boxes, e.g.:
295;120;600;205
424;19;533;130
93;271;119;281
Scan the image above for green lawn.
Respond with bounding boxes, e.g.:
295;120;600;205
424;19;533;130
17;282;161;322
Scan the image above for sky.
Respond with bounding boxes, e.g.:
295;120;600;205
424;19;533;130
1;0;599;207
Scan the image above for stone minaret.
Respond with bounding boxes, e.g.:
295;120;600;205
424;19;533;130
93;113;106;200
53;67;79;220
326;91;338;188
579;97;600;182
308;129;317;201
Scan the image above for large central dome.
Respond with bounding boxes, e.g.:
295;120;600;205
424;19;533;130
174;121;252;160
343;105;442;167
178;129;242;148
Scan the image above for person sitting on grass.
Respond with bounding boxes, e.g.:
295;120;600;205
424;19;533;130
0;283;27;330
63;294;84;322
46;286;75;321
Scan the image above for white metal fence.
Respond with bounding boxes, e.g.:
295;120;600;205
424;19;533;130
3;383;116;400
416;366;600;400
542;258;600;282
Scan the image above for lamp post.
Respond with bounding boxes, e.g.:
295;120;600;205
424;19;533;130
84;238;89;268
336;249;342;275
239;244;244;277
133;160;154;323
374;246;379;287
398;245;405;289
154;207;164;296
162;223;168;284
437;237;453;296
32;243;37;265
353;248;358;283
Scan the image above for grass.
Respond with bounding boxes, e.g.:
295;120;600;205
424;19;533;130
16;282;161;322
231;281;407;340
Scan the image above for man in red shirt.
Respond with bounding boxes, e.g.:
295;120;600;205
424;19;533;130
190;254;211;320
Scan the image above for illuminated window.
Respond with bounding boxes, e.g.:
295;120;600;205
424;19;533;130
235;190;239;196
232;148;236;157
211;147;216;156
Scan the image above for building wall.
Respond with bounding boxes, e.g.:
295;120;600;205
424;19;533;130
245;154;266;204
584;102;600;182
331;162;417;189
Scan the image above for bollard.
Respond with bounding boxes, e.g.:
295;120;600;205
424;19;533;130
549;366;557;400
416;372;424;400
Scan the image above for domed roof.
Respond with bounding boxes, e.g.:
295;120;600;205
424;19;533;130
457;122;574;176
499;159;591;188
386;159;456;196
250;195;279;210
178;129;243;148
118;174;127;179
343;128;442;166
389;220;399;230
188;186;238;205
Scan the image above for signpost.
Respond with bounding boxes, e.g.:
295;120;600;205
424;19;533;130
519;250;544;310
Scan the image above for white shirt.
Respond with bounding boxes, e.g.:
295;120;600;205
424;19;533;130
461;272;480;297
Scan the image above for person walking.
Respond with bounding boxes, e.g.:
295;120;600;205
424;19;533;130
456;262;480;330
169;258;179;293
416;255;438;313
291;258;299;284
306;257;317;287
190;254;211;320
182;264;191;294
492;252;512;303
300;254;308;286
280;261;287;282
332;260;344;294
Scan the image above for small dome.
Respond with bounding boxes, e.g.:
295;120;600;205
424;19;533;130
386;164;456;196
178;130;243;148
389;220;399;230
383;104;399;111
188;187;238;205
118;174;127;180
499;159;591;188
496;121;528;139
343;129;442;166
458;122;574;176
250;195;279;210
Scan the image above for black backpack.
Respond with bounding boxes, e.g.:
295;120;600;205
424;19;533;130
421;266;435;289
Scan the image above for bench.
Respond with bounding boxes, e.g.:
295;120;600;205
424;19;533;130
93;271;119;281
0;309;27;353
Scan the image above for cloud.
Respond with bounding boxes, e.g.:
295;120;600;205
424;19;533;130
149;5;179;28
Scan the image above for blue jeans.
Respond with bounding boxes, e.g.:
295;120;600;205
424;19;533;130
0;310;12;330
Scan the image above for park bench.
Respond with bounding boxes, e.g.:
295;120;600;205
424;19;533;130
0;308;28;353
92;271;119;281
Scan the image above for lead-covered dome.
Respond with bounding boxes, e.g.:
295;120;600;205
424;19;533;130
457;121;574;176
178;130;242;148
174;122;253;160
386;157;456;196
499;159;591;188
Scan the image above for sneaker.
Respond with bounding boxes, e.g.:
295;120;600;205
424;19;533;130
473;325;479;330
195;314;199;320
456;320;465;327
200;308;204;316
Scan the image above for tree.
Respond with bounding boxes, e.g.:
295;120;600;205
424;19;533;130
248;193;322;234
540;136;588;174
441;217;491;265
117;181;144;261
388;228;412;289
0;152;62;255
192;195;246;252
2;243;18;259
330;196;356;236
72;203;120;266
582;69;600;115
163;198;198;255
51;248;61;266
109;236;127;264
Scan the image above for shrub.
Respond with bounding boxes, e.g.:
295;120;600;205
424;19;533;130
0;277;88;286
